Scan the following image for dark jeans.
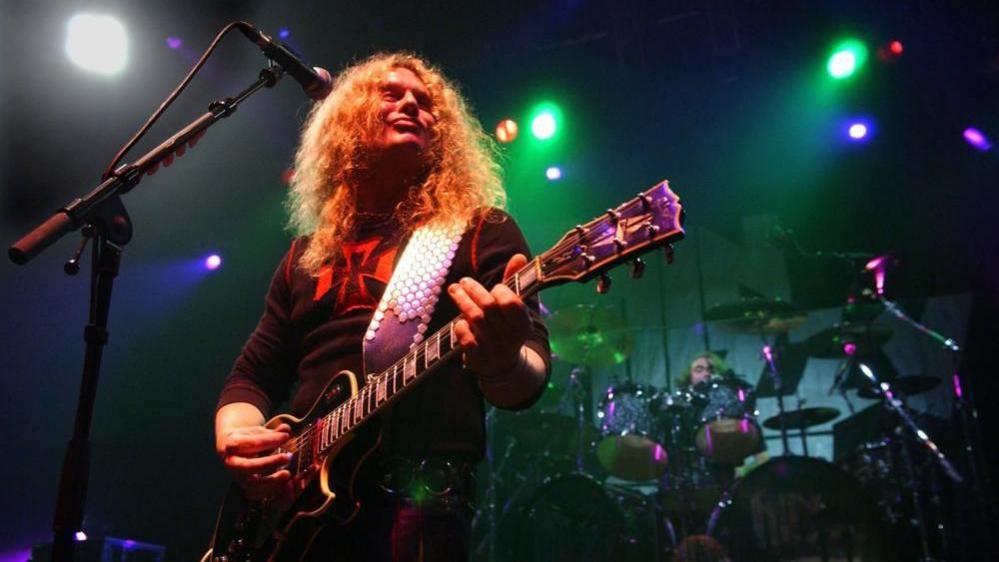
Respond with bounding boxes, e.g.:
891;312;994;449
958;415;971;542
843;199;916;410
306;489;473;562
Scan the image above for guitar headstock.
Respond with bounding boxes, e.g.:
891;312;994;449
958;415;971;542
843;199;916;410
537;180;684;290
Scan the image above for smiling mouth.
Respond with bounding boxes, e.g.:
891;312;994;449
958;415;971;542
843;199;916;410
391;119;422;132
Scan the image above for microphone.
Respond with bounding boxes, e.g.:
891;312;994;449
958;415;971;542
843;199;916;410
237;23;332;100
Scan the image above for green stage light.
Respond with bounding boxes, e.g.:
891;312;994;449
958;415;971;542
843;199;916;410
529;102;561;141
827;39;867;79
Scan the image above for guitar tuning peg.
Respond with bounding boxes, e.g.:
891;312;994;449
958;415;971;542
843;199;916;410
630;258;645;279
597;273;612;294
664;244;675;264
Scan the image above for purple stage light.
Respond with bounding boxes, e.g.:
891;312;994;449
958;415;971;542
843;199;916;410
166;37;182;49
75;531;87;542
204;254;222;271
848;122;868;140
963;127;992;151
278;28;291;39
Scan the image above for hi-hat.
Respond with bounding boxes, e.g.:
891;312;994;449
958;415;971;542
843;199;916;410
705;298;807;334
548;304;633;367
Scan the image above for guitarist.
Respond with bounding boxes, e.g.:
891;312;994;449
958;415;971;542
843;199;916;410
214;52;551;562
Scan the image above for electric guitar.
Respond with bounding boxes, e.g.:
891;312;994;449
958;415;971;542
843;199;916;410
203;179;685;562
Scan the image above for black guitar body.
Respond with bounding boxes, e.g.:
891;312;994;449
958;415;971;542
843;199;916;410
205;371;383;562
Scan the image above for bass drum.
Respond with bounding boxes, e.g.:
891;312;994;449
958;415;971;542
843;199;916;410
710;456;889;562
504;473;660;562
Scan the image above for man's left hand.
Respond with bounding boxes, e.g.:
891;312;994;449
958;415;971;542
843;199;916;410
448;253;531;381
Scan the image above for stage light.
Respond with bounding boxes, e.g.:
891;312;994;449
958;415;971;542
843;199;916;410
75;531;88;542
204;254;222;271
844;119;873;143
827;39;867;79
545;166;562;181
278;28;291;39
65;14;128;75
963;127;992;151
877;39;904;62
166;37;182;49
532;112;557;140
495;119;519;143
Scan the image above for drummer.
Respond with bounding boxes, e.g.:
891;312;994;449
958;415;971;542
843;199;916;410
678;351;732;389
678;352;769;473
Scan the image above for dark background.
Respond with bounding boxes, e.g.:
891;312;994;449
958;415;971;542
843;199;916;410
1;1;997;561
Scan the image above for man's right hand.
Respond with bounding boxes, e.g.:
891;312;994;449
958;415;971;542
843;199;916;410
215;402;294;500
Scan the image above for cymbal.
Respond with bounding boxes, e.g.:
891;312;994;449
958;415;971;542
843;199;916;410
857;375;941;399
493;412;599;458
763;407;840;430
547;305;634;367
705;298;807;334
806;322;893;358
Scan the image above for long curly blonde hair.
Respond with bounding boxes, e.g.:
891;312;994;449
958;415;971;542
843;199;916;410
286;52;506;276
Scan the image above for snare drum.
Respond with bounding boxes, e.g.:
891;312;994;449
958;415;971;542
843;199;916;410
595;382;669;481
689;378;761;465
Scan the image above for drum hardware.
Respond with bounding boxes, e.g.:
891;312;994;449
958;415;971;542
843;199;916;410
761;406;840;430
855;374;940;400
762;406;840;456
855;362;959;562
856;363;960;484
705;297;807;335
705;297;808;456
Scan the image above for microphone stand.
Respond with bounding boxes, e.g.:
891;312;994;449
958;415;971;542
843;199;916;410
876;294;988;496
8;65;285;562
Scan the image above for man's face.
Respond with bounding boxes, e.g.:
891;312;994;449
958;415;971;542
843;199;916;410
372;67;436;157
690;357;714;386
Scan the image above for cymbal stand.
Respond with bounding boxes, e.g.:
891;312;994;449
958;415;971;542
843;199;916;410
565;366;592;472
760;339;790;455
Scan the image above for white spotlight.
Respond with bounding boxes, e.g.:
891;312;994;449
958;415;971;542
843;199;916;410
65;14;128;75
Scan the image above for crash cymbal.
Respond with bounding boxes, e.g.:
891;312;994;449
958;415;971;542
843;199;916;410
763;407;840;430
494;412;600;458
548;305;634;367
806;322;893;358
857;375;941;399
705;298;807;334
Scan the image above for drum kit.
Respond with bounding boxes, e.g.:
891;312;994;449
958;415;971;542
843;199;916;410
473;289;964;562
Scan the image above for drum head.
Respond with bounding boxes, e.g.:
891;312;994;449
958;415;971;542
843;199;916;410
712;456;888;562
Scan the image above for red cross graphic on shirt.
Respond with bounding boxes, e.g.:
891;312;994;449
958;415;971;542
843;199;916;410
314;237;398;315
